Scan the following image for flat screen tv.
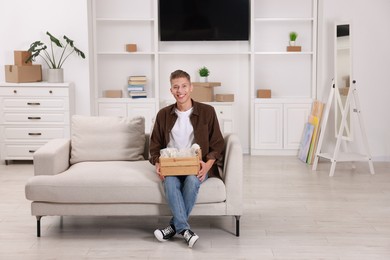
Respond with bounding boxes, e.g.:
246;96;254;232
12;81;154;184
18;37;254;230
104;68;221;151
159;0;250;41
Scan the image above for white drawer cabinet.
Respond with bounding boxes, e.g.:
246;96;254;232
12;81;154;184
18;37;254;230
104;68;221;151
252;98;312;155
0;82;74;164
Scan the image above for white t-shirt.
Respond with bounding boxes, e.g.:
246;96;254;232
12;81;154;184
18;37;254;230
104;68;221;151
168;107;194;149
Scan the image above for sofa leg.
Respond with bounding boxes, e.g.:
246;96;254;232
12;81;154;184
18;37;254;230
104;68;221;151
36;216;42;237
235;215;240;237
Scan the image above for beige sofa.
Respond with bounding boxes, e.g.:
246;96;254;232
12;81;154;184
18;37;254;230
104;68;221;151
25;116;243;237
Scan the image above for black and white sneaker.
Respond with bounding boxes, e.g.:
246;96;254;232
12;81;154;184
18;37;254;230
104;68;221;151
154;225;176;242
183;229;199;248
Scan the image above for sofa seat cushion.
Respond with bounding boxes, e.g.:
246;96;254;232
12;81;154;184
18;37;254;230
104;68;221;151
25;161;226;204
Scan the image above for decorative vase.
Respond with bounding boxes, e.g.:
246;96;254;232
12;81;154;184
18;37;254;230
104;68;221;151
47;68;64;83
200;76;208;83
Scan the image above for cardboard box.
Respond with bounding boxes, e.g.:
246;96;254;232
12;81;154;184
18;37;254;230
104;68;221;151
14;51;32;66
5;65;42;83
160;156;200;176
215;94;234;102
287;46;302;52
192;86;214;102
191;82;221;102
257;89;271;98
104;90;123;98
125;44;137;52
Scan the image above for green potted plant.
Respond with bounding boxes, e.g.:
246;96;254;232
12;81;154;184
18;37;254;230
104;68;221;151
198;66;210;82
26;31;85;83
289;32;298;46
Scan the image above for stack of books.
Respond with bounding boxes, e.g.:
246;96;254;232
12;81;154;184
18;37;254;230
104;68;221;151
128;75;147;99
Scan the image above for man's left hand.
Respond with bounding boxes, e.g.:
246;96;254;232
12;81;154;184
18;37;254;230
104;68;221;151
198;159;215;182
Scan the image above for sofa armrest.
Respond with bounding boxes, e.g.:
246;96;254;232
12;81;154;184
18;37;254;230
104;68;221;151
222;134;243;215
33;138;71;176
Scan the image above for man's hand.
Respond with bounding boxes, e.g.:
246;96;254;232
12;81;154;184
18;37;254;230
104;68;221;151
198;159;215;182
155;162;165;181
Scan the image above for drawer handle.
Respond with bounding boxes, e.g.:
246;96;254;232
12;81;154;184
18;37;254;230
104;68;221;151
13;90;17;94
27;102;41;106
28;133;42;136
29;150;36;153
28;116;41;120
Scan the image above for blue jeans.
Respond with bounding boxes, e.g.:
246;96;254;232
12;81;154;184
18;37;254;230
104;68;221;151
164;174;207;234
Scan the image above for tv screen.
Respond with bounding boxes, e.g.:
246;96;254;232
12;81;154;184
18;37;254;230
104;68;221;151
159;0;250;41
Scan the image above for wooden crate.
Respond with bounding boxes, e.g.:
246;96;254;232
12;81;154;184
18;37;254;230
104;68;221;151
160;149;202;176
160;156;200;176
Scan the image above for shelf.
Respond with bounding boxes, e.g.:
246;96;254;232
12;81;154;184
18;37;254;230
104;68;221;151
317;152;372;162
193;82;221;87
96;18;154;22
158;51;250;55
254;52;313;55
97;97;156;103
254;18;314;22
205;101;234;106
0;82;71;87
254;97;313;104
97;52;155;55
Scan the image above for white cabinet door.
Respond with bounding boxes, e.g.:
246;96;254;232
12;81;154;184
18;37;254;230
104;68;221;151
284;103;311;149
212;104;233;134
98;103;127;117
97;101;156;133
254;103;283;149
127;103;156;133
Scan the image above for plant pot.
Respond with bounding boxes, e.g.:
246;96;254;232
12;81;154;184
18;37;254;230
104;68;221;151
289;41;296;46
199;76;208;83
47;68;64;83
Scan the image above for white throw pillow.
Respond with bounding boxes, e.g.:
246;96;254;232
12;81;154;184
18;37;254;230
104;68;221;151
70;115;145;164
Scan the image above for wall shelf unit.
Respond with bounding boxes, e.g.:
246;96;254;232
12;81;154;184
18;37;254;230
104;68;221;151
250;0;317;155
89;0;318;153
91;0;158;128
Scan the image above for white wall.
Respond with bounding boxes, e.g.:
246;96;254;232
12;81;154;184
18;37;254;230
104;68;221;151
1;0;389;159
317;0;390;160
0;0;91;115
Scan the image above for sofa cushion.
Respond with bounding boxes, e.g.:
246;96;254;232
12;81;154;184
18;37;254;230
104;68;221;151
70;116;145;164
25;161;226;204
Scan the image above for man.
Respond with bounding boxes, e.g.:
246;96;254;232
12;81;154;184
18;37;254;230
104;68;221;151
149;69;224;248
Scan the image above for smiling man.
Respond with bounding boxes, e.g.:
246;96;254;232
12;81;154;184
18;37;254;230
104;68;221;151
149;69;225;248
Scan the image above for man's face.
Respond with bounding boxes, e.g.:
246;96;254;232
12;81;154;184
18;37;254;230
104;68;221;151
170;77;193;105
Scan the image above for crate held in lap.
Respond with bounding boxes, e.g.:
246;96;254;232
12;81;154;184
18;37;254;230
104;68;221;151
160;149;201;176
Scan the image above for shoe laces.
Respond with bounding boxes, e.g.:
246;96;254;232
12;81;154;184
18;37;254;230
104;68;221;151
162;225;175;236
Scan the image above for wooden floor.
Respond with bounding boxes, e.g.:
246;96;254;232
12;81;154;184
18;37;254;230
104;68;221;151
1;156;390;259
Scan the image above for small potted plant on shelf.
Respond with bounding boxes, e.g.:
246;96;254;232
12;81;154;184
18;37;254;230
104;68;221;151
289;31;298;46
26;31;86;83
198;66;210;82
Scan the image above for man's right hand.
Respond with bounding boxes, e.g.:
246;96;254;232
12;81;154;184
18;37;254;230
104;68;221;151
155;162;165;181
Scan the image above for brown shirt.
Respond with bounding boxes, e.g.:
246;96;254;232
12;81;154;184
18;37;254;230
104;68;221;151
149;100;225;177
